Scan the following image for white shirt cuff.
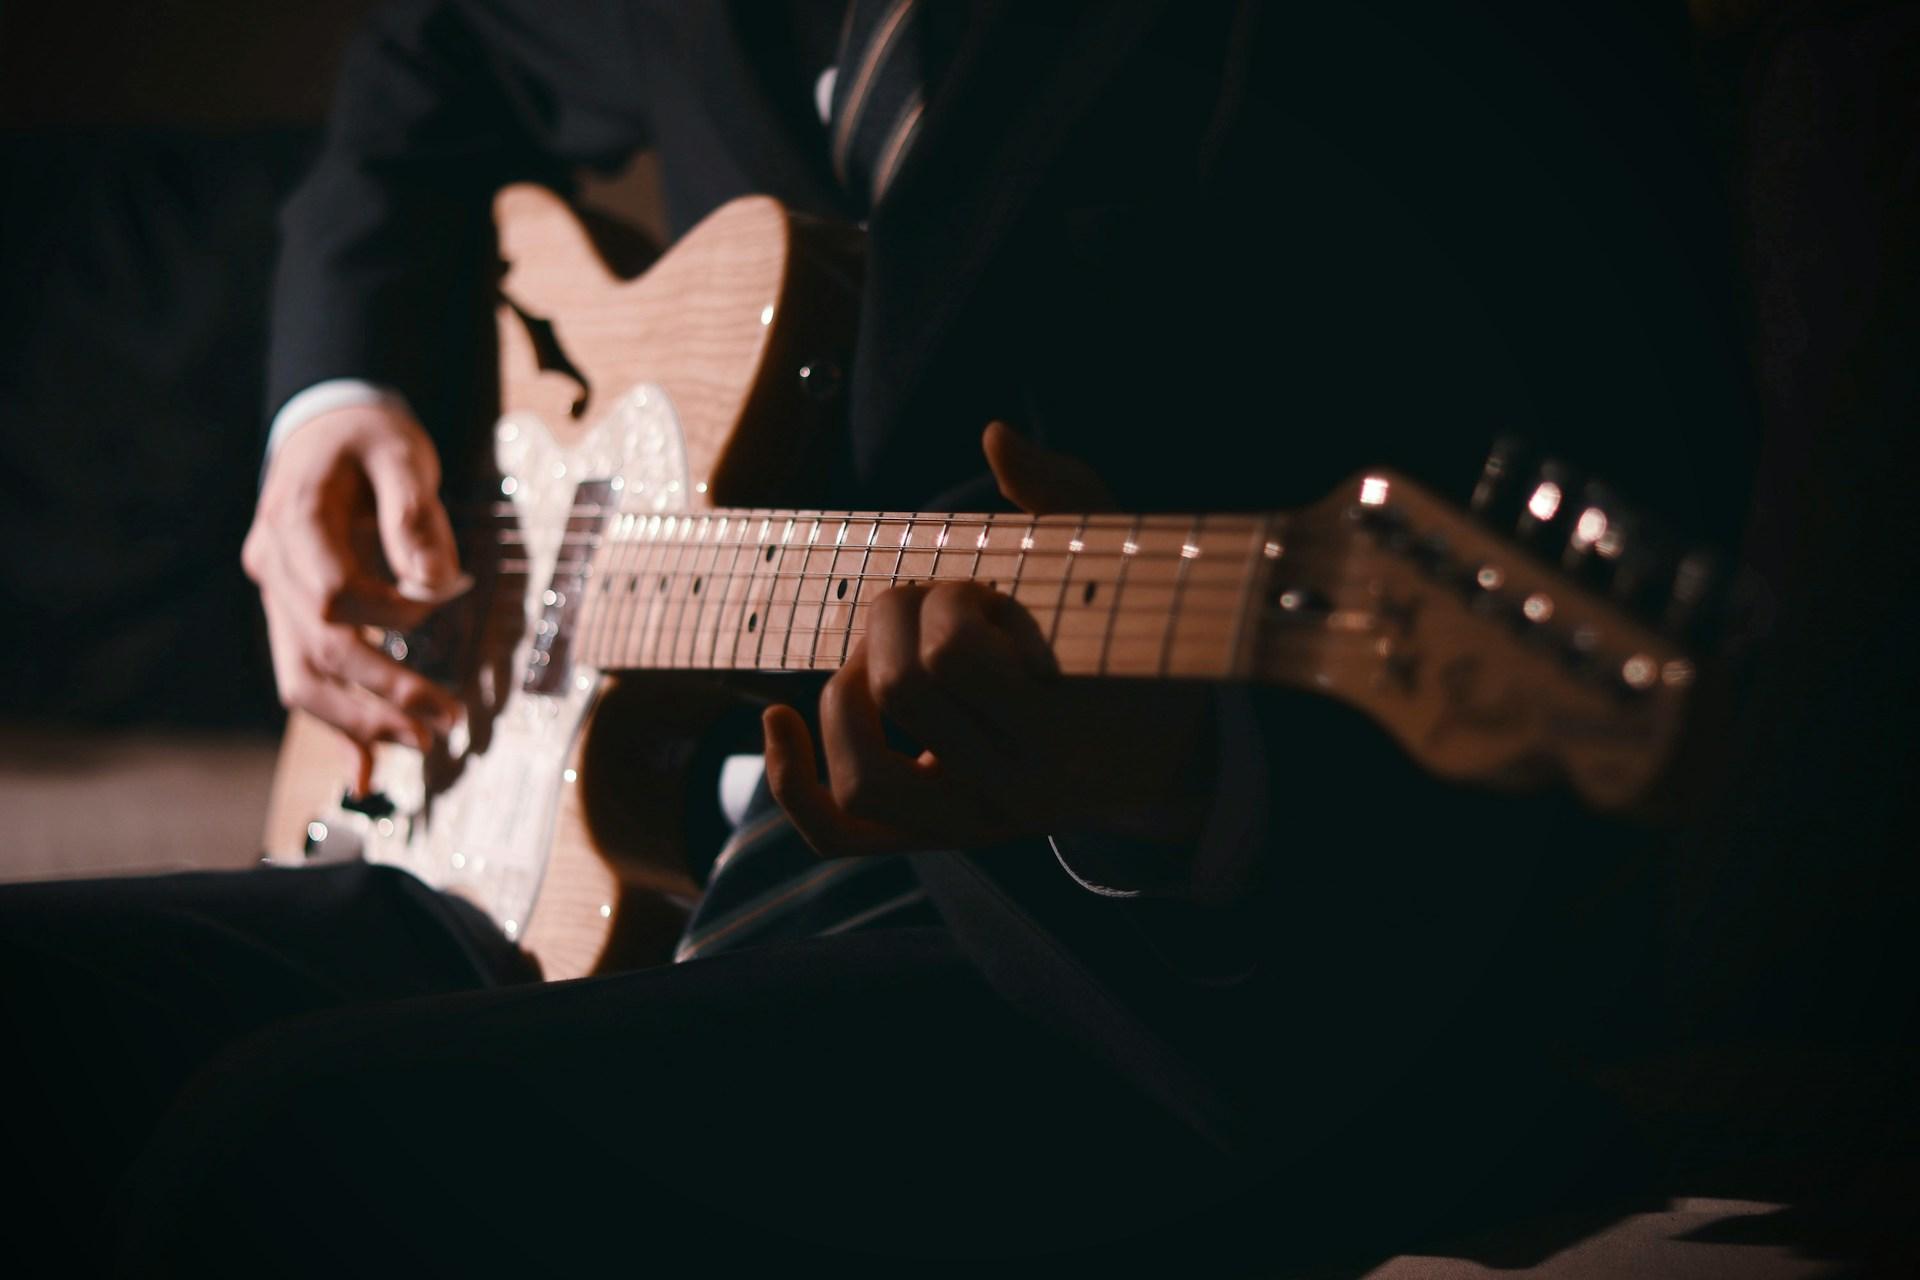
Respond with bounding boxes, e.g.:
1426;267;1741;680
265;379;413;462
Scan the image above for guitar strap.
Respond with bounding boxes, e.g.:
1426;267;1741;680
909;847;1246;1161
674;777;935;962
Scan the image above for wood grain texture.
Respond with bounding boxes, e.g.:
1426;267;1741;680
265;186;861;979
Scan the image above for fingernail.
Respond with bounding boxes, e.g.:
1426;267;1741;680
396;573;475;605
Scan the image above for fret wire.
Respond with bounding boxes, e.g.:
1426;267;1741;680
778;517;823;670
679;517;725;668
635;595;1338;658
841;517;882;665
1045;518;1088;650
810;517;850;669
1160;513;1202;677
674;515;720;668
1098;515;1142;676
929;516;952;583
735;514;773;671
1225;516;1270;680
581;513;617;668
611;514;658;671
754;516;795;670
665;515;713;668
643;517;695;669
499;549;1320;578
1006;514;1037;625
748;515;786;669
604;511;646;669
720;516;751;672
519;557;1337;582
886;516;910;590
475;562;1325;606
478;506;1275;533
706;514;752;670
616;622;1374;674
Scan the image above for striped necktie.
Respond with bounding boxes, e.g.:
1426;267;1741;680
828;0;951;211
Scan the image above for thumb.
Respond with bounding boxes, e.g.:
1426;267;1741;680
981;421;1116;515
362;442;464;595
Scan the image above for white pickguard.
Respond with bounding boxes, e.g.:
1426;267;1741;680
308;384;691;942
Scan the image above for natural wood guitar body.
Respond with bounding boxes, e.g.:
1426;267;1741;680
264;187;862;978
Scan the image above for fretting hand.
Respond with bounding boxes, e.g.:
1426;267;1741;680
763;423;1214;858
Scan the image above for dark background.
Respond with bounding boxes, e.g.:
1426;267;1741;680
0;0;1915;1109
0;0;383;728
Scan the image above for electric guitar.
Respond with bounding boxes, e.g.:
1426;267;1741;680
262;186;1711;981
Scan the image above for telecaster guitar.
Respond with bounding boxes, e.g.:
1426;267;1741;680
263;187;1708;981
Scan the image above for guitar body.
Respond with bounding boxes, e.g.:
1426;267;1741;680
263;187;864;979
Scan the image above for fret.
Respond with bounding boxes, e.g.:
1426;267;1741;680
972;516;1022;594
753;515;800;670
1096;516;1143;675
839;515;883;666
1156;514;1202;677
928;517;952;584
641;515;696;669
1090;518;1189;675
806;517;852;669
732;513;777;670
685;514;732;668
655;515;705;669
1005;515;1037;605
1164;517;1259;677
567;507;1278;680
609;511;657;669
580;512;620;669
1051;523;1139;676
892;515;939;586
777;517;826;670
1044;518;1089;665
706;514;756;670
677;516;729;668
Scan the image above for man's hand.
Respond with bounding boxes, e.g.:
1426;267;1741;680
763;423;1213;858
242;403;467;771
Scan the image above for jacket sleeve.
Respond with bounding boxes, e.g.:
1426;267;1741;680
267;0;655;462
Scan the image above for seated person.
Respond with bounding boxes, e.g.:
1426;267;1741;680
0;2;1755;1270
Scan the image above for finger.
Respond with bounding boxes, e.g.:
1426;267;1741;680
981;420;1116;515
262;596;435;752
982;589;1062;679
762;703;904;858
362;437;462;592
311;622;463;731
915;583;1048;742
819;646;948;826
299;676;436;754
268;486;436;630
865;587;1005;770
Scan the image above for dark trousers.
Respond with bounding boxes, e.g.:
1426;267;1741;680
0;862;1240;1275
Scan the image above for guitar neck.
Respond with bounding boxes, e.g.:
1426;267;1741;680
569;507;1284;679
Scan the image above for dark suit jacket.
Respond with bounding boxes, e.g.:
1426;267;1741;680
269;0;1756;1173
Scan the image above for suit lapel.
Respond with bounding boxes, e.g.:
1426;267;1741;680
687;1;855;219
855;0;1177;450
